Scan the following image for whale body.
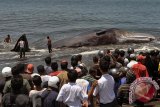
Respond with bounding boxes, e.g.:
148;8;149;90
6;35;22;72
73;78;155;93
53;28;155;48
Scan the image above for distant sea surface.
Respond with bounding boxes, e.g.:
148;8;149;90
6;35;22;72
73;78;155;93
0;0;160;70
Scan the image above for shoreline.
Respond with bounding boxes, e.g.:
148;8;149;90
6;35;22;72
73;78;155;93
0;42;159;71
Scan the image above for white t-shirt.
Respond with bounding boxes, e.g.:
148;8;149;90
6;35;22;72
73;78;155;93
76;79;89;94
127;60;138;68
56;82;88;107
93;73;115;104
19;40;25;48
29;88;46;107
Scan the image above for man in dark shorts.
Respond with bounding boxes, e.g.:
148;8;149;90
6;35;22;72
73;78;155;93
47;36;52;53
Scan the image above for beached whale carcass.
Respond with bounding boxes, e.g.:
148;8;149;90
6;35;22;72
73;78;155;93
53;28;155;48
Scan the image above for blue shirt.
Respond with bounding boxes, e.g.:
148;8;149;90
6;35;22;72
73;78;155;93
41;89;59;107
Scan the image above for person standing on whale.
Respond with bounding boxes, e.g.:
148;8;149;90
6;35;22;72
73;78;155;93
47;36;52;53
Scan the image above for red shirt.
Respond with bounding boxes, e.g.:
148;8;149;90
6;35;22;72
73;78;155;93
131;62;149;78
49;71;63;76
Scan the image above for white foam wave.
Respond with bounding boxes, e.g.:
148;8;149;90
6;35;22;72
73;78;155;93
30;47;47;52
74;50;99;55
135;46;160;52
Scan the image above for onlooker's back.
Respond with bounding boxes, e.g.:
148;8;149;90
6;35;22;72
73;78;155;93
44;57;52;74
41;76;59;107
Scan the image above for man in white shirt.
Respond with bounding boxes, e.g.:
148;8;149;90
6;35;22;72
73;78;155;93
56;69;88;107
93;55;118;107
18;38;25;58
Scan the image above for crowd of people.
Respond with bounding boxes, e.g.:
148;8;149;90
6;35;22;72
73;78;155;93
0;47;160;107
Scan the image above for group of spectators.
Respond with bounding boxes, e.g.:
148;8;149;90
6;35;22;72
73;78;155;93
0;47;160;107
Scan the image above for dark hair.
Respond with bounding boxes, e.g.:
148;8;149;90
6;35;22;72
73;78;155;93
16;63;26;73
71;55;78;62
99;55;110;72
37;65;45;74
71;60;78;68
77;65;88;76
67;69;78;82
51;62;58;71
32;75;42;86
119;50;125;57
45;57;51;65
89;67;97;75
71;55;78;68
106;49;110;54
112;53;119;59
11;75;23;91
61;60;68;70
93;56;99;63
114;48;120;54
11;66;20;76
47;36;49;39
77;54;82;61
117;58;124;65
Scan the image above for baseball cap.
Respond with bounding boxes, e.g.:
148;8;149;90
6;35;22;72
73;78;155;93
137;55;146;61
26;64;34;74
2;67;12;78
31;73;40;78
48;76;59;88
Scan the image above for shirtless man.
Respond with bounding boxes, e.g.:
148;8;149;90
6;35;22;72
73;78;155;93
4;35;11;43
47;36;52;53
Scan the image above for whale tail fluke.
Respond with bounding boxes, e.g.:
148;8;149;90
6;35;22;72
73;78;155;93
11;34;31;52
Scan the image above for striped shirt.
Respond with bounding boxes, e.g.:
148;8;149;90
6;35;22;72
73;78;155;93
117;84;130;105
